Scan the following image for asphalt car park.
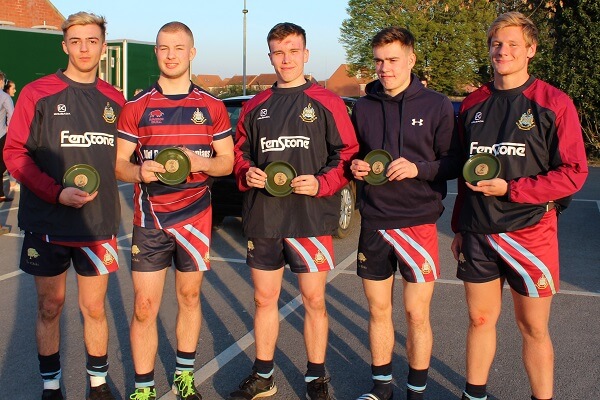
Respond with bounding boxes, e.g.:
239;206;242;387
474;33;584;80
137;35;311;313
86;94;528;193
0;168;599;399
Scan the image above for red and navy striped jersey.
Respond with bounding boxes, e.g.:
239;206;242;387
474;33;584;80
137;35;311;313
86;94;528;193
118;83;232;229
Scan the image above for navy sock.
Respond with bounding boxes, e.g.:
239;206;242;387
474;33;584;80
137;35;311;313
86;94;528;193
407;367;428;399
253;358;274;377
175;349;196;373
463;382;487;399
305;361;326;382
134;370;155;389
39;352;62;385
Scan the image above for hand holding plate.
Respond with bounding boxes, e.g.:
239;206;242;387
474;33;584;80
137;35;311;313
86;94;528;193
58;186;98;208
291;174;318;196
246;166;267;189
386;157;418;182
351;159;371;180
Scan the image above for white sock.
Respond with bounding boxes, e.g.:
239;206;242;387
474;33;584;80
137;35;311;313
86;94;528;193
90;376;106;387
43;380;60;390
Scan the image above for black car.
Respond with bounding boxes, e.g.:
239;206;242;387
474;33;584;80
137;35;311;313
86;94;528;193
211;95;358;238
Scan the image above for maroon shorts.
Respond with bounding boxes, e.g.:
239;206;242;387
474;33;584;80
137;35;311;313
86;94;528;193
457;210;559;297
247;236;335;273
20;232;119;277
131;216;211;272
357;224;440;282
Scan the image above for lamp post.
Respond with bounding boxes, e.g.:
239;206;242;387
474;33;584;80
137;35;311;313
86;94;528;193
242;0;248;95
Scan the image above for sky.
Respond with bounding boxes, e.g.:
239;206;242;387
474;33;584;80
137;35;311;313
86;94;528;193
51;0;350;81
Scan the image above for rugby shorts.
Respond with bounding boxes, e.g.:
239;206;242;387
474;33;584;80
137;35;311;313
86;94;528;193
20;232;119;277
131;216;211;273
457;210;559;297
247;236;334;273
357;224;440;282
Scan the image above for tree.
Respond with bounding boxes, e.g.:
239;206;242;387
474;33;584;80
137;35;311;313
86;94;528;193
340;0;497;95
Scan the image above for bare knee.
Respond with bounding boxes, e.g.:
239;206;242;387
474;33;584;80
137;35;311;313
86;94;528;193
38;293;66;322
468;312;497;330
302;291;326;314
177;286;200;309
80;299;107;321
133;295;160;324
405;308;429;329
254;286;281;309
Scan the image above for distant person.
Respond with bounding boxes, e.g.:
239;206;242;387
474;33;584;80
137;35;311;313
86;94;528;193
3;11;125;400
0;71;14;203
3;80;20;193
450;12;588;400
116;21;233;400
350;27;459;400
227;22;358;400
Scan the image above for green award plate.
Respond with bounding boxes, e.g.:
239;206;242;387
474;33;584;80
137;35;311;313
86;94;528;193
154;147;191;185
463;153;501;184
264;161;297;197
63;164;100;194
364;149;393;185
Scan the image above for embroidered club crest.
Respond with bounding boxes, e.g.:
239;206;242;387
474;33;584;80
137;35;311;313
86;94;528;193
203;251;210;262
358;252;367;262
314;250;325;264
421;260;432;274
247;240;255;251
536;274;549;290
191;108;207;124
27;248;40;259
300;103;317;123
516;109;536;131
103;102;116;123
131;245;141;256
102;251;115;266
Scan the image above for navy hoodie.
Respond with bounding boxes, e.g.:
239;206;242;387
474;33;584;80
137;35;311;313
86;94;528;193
351;73;460;230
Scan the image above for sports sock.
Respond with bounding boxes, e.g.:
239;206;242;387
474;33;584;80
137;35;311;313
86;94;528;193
463;382;487;400
368;363;393;399
134;370;155;389
39;352;61;390
305;361;326;382
253;358;274;378
406;367;428;399
175;350;196;373
86;353;108;387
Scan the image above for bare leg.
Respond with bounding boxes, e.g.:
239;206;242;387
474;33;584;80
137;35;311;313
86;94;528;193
298;271;329;363
252;268;284;361
174;270;204;352
362;276;395;366
403;280;435;369
35;273;68;356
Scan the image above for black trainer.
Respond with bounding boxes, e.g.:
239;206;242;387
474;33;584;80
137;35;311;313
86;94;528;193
306;377;332;400
41;389;64;400
227;371;277;400
88;383;116;400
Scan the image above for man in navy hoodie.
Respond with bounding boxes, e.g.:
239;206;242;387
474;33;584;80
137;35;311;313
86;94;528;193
350;27;459;400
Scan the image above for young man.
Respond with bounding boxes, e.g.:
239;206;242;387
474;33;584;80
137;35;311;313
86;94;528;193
228;22;358;400
116;21;233;400
3;12;125;400
450;12;588;400
350;27;459;400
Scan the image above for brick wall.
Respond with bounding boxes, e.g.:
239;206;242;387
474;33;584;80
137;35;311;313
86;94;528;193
0;0;64;30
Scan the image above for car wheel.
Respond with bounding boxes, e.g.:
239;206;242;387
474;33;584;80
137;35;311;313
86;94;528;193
336;183;355;239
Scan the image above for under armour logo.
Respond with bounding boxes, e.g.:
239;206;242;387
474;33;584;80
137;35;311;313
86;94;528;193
412;118;423;126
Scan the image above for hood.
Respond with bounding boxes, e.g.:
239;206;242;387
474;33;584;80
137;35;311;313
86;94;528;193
365;73;424;102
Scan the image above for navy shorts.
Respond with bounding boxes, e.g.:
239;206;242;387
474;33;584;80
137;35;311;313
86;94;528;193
20;232;119;277
247;236;335;273
457;210;559;297
357;224;439;282
131;217;211;272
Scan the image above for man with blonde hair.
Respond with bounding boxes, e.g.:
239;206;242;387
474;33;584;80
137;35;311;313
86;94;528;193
451;11;588;400
4;11;125;400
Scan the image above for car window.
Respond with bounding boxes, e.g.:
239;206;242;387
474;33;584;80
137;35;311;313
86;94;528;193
227;106;242;134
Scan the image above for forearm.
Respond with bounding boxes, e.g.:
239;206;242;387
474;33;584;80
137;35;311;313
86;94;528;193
191;153;234;177
115;158;142;183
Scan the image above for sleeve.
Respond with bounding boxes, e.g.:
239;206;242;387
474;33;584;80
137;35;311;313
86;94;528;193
508;95;588;204
313;95;359;197
450;110;469;233
117;101;141;144
415;96;462;182
210;100;232;141
2;95;14;127
233;102;253;192
3;86;63;204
